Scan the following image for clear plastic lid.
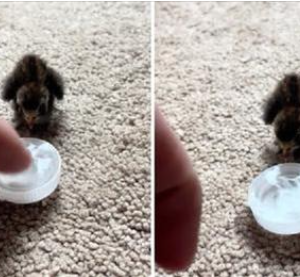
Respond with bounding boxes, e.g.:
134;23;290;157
248;163;300;235
0;138;61;204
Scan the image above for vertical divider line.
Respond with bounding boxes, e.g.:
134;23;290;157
150;1;155;276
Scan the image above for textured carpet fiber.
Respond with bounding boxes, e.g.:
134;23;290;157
0;2;150;277
156;2;300;276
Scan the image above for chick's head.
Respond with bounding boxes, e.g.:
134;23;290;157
16;82;49;128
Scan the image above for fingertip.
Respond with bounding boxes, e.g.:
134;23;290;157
155;107;192;193
0;119;32;173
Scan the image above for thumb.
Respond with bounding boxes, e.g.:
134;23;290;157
0;119;31;173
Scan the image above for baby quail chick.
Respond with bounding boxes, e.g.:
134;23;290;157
1;54;64;131
263;73;300;159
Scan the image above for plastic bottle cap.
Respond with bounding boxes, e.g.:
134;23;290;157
0;138;61;204
248;163;300;235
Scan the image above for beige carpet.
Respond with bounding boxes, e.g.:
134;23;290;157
156;2;300;276
0;2;150;277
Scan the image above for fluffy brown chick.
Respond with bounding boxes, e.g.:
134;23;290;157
1;54;64;131
263;73;300;159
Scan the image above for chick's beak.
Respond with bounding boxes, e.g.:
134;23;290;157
281;143;293;159
24;114;37;129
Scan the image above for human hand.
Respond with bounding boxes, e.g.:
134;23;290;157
0;119;31;173
155;107;202;271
